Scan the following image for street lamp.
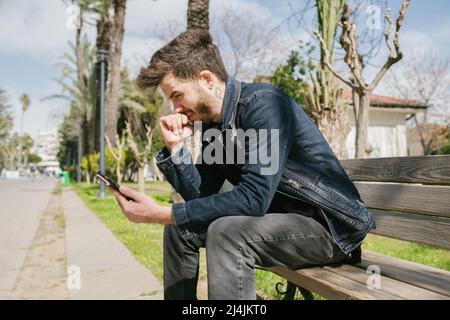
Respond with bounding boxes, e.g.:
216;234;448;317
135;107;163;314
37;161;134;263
97;49;109;198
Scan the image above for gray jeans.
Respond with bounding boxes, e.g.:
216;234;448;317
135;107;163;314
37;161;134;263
163;213;347;300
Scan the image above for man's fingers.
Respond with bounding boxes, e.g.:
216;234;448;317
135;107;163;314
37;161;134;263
160;116;175;132
115;193;128;211
180;114;188;125
119;186;142;201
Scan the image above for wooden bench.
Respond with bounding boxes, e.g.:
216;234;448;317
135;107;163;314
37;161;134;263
267;155;450;300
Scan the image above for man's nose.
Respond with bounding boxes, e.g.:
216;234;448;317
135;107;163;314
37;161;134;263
173;104;184;114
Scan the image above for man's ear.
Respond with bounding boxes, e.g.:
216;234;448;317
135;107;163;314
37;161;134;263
199;70;215;89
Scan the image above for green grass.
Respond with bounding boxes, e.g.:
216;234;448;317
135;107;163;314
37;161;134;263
72;182;450;299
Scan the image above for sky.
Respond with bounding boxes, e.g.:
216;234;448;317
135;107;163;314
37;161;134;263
0;0;449;140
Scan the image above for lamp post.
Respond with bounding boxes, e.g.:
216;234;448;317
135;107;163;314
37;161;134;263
97;49;109;198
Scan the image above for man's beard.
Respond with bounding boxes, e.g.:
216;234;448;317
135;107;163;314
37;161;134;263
194;83;216;122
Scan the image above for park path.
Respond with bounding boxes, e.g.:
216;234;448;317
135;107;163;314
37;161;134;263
0;179;57;299
0;179;163;299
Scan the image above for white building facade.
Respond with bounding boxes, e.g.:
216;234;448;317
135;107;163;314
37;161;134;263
345;94;428;159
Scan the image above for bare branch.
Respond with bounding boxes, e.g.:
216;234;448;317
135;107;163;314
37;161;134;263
369;0;411;91
313;30;355;89
384;8;394;55
105;133;119;161
125;121;143;167
338;4;366;89
142;124;153;158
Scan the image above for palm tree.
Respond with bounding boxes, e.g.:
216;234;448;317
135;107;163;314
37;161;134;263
0;88;13;170
307;0;349;159
187;0;209;30
18;94;31;167
45;34;97;159
105;0;127;147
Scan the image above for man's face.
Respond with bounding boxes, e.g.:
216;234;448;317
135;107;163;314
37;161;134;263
159;73;216;123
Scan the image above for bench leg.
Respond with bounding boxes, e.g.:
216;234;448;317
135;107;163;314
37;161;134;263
276;281;315;300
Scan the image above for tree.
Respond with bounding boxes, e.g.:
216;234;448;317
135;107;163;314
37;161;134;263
47;34;96;166
28;154;42;164
105;133;126;183
117;71;164;183
212;3;290;81
305;0;349;159
385;50;450;154
125;121;153;193
0;88;13;170
18;94;31;167
270;43;316;107
187;0;209;30
314;0;411;158
105;0;127;147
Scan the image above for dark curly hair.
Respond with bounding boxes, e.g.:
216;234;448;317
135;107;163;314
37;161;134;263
137;29;228;89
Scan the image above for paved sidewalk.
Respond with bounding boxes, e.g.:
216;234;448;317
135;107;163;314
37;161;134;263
63;187;163;299
0;179;57;299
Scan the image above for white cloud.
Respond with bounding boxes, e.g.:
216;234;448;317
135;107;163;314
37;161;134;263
125;0;187;37
0;0;75;62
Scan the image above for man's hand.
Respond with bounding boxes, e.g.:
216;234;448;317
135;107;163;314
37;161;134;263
111;186;173;224
159;114;194;153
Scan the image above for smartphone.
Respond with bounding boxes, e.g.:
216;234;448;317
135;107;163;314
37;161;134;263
95;171;134;201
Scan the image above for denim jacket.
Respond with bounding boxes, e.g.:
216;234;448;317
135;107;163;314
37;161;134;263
156;76;376;255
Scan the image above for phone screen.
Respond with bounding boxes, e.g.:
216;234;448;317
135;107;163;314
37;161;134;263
96;172;134;201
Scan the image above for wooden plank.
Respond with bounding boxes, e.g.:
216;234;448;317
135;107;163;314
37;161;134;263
369;209;450;250
357;250;450;297
268;266;402;300
340;155;450;185
323;264;449;300
354;182;450;218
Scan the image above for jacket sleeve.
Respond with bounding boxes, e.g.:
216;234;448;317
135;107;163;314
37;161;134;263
171;91;295;240
155;140;226;202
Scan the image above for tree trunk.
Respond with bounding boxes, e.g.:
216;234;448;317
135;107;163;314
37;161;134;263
187;0;209;30
317;108;350;160
151;157;164;181
355;92;370;158
116;160;122;184
105;0;127;147
137;165;145;193
84;170;91;184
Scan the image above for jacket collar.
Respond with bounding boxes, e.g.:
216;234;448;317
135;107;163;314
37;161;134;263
220;75;241;131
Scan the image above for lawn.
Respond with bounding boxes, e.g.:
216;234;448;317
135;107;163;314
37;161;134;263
72;181;450;300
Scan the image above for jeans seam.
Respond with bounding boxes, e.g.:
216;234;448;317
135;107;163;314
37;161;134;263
238;245;244;300
235;232;330;298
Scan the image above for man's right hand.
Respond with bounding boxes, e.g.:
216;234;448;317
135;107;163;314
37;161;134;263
159;114;194;153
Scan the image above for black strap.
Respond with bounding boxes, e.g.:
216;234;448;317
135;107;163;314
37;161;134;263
349;244;362;264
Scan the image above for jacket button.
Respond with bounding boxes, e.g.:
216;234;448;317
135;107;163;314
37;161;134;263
288;179;300;189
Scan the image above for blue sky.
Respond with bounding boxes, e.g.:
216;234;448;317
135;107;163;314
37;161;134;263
0;0;449;139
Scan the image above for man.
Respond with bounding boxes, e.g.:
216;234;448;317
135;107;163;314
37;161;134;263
113;29;376;300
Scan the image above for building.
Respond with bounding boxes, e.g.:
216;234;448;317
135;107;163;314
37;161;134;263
31;129;61;175
344;93;429;159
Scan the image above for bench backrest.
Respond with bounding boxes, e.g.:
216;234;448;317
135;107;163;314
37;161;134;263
340;155;450;250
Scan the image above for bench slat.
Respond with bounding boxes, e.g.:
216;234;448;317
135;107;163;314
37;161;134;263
358;251;450;297
341;155;450;185
268;266;402;300
323;264;449;300
354;182;450;217
370;209;450;250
